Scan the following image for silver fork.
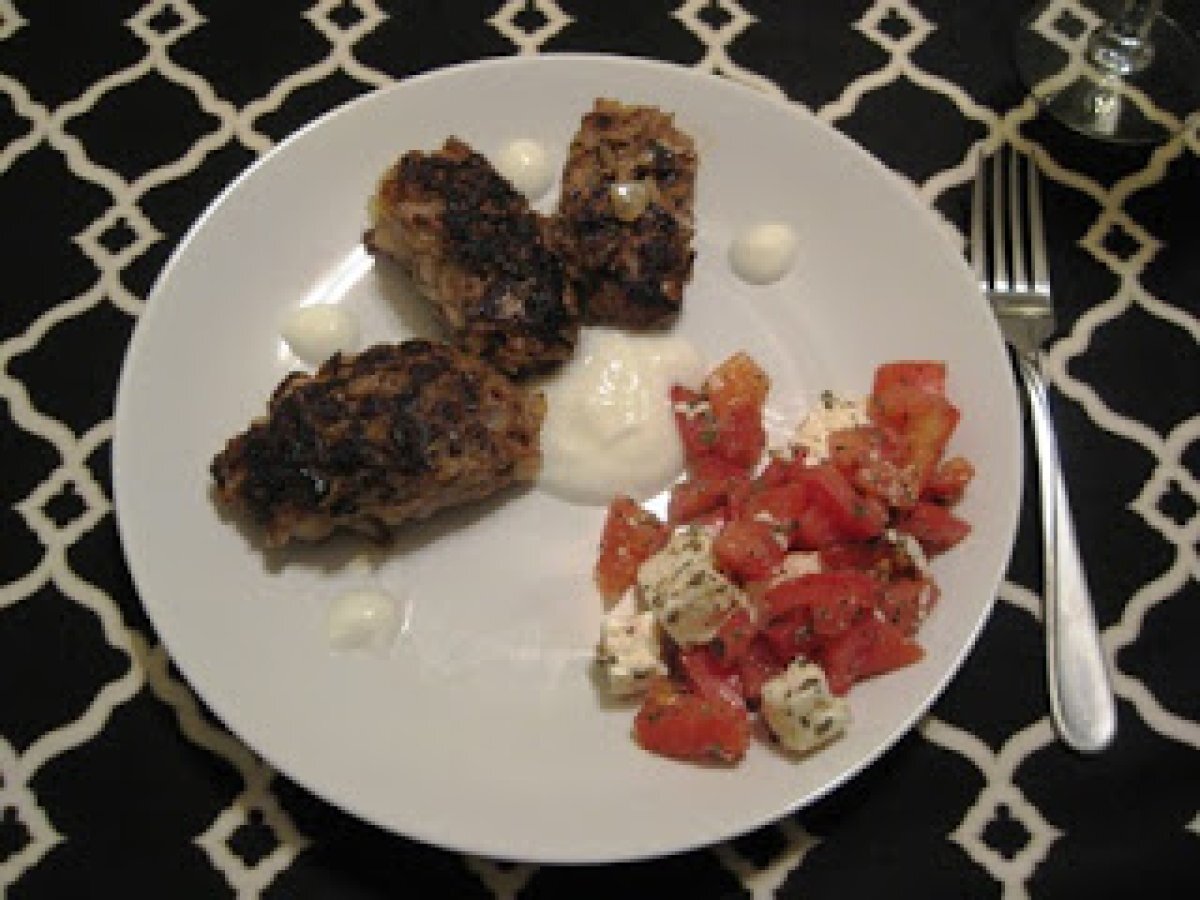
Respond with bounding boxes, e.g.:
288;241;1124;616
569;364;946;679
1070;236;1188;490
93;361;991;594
971;145;1116;754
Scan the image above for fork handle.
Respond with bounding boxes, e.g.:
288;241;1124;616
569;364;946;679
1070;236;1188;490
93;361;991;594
1018;352;1117;753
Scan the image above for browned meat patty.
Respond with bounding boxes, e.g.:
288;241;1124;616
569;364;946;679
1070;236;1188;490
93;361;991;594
365;137;580;377
554;99;698;328
210;340;545;548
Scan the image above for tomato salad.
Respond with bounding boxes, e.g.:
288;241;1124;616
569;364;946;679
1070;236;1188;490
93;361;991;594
592;353;974;765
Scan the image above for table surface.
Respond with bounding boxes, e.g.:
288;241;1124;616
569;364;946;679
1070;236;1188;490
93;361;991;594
3;1;1198;897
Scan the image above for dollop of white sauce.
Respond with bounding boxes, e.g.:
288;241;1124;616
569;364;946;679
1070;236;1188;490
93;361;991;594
538;329;705;505
730;221;799;285
494;139;554;202
326;587;402;653
281;303;360;365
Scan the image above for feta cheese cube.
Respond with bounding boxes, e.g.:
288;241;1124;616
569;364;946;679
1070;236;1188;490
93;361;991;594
794;393;868;462
637;526;744;646
761;660;850;756
595;611;667;697
771;550;823;585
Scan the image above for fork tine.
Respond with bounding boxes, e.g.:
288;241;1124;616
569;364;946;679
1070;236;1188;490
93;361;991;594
971;149;987;289
1008;148;1028;292
1027;154;1050;294
990;149;1010;294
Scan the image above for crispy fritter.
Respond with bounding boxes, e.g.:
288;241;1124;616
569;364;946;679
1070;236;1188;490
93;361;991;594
210;340;545;547
554;99;698;328
365;138;580;377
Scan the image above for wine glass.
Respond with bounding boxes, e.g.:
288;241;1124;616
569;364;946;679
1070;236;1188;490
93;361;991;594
1014;0;1200;143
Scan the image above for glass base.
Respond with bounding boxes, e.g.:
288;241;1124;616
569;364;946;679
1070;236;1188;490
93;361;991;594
1015;3;1200;144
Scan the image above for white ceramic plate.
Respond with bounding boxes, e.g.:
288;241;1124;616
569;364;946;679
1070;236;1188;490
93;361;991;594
113;55;1021;863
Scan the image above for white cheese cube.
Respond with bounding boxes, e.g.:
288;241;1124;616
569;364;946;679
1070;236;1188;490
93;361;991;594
771;551;823;585
794;392;868;462
595;611;667;697
761;660;851;756
637;526;743;646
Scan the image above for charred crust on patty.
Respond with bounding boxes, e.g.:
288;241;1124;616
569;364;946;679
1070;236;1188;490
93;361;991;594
366;139;580;377
210;340;545;547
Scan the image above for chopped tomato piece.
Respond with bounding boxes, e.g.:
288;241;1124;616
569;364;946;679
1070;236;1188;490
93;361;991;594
827;425;866;471
711;607;758;665
735;482;807;542
924;456;975;504
670;458;752;524
691;454;751;483
819;540;923;580
679;646;747;713
671;384;717;465
818;618;925;696
714;519;786;582
755;573;862;665
594;496;667;601
870;384;960;490
795;463;887;541
704;351;770;419
828;424;920;509
761;572;879;637
704;353;770;470
671;381;765;471
737;635;786;703
897;501;971;555
851;457;921;510
711;403;766;470
793;503;841;549
827;424;905;472
634;682;750;764
668;477;728;525
878;577;940;636
757;451;809;488
820;541;890;574
726;477;755;520
872;360;948;397
904;396;960;488
761;615;821;664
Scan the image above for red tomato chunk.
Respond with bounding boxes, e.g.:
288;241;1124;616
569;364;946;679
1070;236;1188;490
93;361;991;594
761;572;880;638
594;496;667;601
897;501;971;555
713;519;786;581
634;682;750;764
671;353;770;472
818;618;925;696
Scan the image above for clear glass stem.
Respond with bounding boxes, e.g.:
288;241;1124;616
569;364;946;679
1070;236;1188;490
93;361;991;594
1014;0;1200;144
1089;0;1163;74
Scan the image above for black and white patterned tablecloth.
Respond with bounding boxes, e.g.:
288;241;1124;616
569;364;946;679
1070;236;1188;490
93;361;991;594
3;1;1198;897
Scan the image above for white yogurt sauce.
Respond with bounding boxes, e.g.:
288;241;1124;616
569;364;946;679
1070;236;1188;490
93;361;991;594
494;139;554;202
538;328;705;505
326;586;404;653
281;303;360;366
729;221;799;285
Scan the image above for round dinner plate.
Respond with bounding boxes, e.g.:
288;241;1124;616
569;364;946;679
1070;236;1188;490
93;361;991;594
113;55;1022;863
